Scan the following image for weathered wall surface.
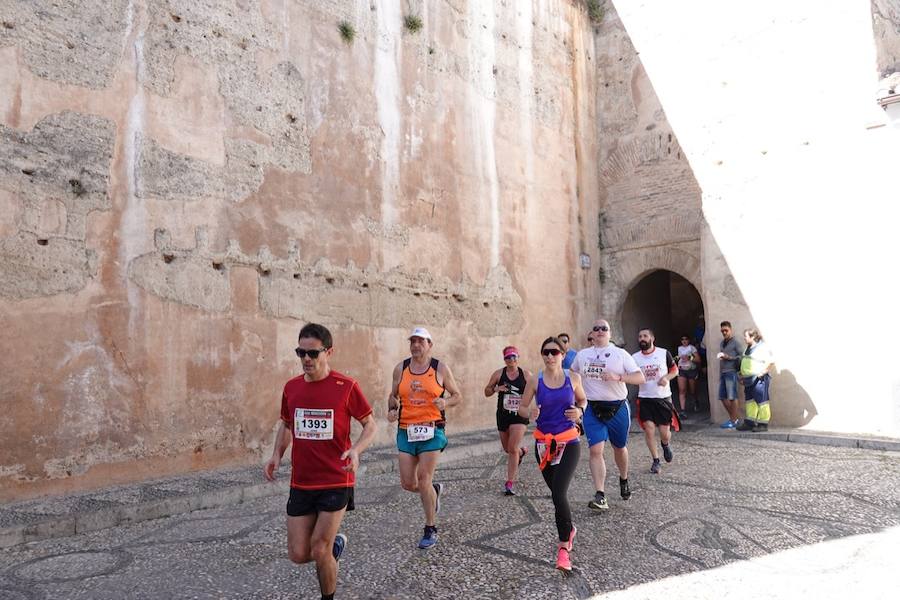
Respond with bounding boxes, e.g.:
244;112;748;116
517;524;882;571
590;8;706;342
613;0;900;435
0;0;601;501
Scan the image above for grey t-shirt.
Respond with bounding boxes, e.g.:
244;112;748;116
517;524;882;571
719;337;743;373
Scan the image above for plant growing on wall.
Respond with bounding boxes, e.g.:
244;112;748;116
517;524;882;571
404;14;423;33
586;0;604;23
338;20;356;44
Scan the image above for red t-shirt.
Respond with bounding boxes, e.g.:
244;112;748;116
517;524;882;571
280;370;373;490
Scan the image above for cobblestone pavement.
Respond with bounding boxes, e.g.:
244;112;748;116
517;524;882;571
1;431;898;599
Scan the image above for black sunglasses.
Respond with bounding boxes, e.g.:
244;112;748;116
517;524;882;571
541;348;562;357
592;325;610;332
295;347;328;359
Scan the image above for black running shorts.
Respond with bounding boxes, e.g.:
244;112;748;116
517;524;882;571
496;409;529;432
638;397;674;426
287;486;355;516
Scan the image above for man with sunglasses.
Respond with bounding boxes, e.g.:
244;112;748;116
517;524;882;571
570;319;645;509
559;333;578;370
387;327;462;549
264;323;377;600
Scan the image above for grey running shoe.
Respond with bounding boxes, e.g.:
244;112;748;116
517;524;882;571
752;422;768;432
433;482;443;514
588;492;609;510
650;459;660;474
332;533;348;561
620;477;631;500
662;444;673;463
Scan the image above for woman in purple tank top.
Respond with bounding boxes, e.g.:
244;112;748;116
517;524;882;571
518;336;587;572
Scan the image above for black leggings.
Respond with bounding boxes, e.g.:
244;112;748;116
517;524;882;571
534;441;581;542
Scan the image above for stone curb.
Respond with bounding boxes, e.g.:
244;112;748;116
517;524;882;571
0;432;501;550
708;427;900;452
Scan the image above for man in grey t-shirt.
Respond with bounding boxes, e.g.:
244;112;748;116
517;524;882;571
716;321;744;428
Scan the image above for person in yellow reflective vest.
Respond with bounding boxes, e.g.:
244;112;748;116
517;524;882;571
735;328;775;432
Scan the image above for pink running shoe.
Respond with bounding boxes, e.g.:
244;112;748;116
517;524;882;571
556;547;572;571
566;525;577;551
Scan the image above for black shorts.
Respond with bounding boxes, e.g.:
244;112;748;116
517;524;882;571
496;409;528;432
638;397;674;426
286;486;355;517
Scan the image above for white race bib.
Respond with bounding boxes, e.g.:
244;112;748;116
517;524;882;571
503;394;522;412
293;408;334;440
407;423;435;442
537;442;566;466
584;362;604;380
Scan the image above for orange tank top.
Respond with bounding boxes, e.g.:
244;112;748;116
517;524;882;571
398;357;445;429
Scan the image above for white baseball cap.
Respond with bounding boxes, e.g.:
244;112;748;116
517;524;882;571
408;327;432;341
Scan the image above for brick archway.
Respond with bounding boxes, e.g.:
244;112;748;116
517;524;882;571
602;244;702;331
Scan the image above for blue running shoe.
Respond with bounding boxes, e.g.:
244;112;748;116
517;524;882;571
720;420;736;429
418;526;437;549
332;533;347;561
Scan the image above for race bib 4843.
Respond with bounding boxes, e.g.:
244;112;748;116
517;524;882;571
294;408;334;440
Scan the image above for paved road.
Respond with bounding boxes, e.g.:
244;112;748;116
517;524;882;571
1;431;898;599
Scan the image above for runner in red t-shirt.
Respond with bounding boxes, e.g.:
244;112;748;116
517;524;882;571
264;323;377;600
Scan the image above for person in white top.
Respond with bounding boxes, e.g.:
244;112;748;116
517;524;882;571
675;335;701;420
631;328;679;474
570;319;645;510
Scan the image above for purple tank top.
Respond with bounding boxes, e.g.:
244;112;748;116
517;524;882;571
536;373;578;439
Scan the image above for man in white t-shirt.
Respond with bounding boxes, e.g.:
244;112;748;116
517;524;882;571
631;328;679;475
570;319;645;510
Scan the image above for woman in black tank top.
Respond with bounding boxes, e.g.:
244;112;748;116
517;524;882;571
483;346;532;495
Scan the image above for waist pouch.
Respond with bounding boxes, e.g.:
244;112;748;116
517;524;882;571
589;400;624;422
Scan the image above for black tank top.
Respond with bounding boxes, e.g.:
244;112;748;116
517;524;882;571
497;367;527;413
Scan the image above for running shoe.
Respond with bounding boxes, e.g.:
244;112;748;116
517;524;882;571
518;446;527;465
504;480;515;496
720;420;736;429
418;526;437;549
587;492;609;511
555;546;572;571
332;533;348;561
650;458;660;474
752;423;769;432
662;444;673;463
736;419;755;431
432;482;443;514
679;411;688;421
565;525;577;551
620;477;631;500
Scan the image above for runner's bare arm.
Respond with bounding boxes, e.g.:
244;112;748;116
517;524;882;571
438;362;462;409
621;369;646;385
516;374;537;419
387;363;402;422
484;369;502;397
341;413;378;472
263;421;292;481
564;373;587;422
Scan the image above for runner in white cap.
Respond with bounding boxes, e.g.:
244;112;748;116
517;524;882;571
387;327;462;549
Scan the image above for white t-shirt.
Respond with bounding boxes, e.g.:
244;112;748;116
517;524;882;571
632;347;675;399
677;345;698;370
571;344;640;401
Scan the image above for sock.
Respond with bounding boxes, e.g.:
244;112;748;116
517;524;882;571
322;595;334;600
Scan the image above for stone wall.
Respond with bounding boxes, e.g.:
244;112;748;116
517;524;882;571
591;6;705;343
0;0;601;501
613;0;900;435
